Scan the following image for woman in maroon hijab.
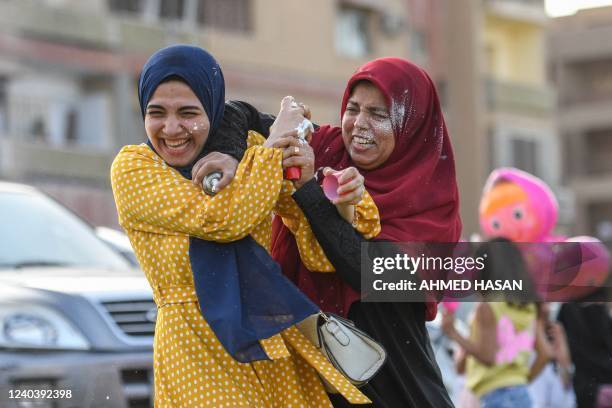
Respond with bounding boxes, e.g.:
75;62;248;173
274;58;460;407
198;57;461;407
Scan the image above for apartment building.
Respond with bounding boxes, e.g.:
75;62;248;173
427;0;560;235
549;6;612;245
0;0;411;227
0;0;562;238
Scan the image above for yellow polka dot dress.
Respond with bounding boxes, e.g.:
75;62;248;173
111;132;379;407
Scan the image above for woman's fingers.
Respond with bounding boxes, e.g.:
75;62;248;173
282;156;302;169
192;154;218;186
267;133;299;151
279;140;315;189
282;143;314;167
300;103;312;120
333;167;364;204
191;152;238;191
267;96;311;144
322;167;336;177
278;96;305;122
282;155;313;169
319;167;364;204
281;138;304;159
264;129;298;148
280;95;296;110
216;172;234;191
280;96;310;117
337;167;360;184
337;176;363;196
192;166;207;187
191;160;204;184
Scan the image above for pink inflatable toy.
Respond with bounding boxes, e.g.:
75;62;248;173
480;167;559;242
479;167;610;300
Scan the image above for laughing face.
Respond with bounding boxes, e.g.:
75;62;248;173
341;81;395;170
144;80;210;167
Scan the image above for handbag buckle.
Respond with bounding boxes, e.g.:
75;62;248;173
324;319;351;346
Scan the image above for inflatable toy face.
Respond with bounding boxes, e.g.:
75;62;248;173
480;168;559;242
480;182;539;242
478;168;610;300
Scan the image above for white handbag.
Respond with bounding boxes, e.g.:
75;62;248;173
296;312;387;393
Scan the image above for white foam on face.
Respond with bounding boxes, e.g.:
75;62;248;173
192;121;208;133
182;121;207;137
368;118;392;138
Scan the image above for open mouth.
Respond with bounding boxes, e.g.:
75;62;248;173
352;135;375;147
163;138;190;151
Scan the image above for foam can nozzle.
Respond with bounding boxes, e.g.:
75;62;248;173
285;119;314;180
203;172;222;196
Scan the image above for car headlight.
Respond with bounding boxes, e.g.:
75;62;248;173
0;305;90;350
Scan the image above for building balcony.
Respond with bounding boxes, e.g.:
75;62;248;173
0;0;199;53
549;25;612;63
485;79;556;117
485;0;548;25
0;1;110;48
561;92;612;108
558;99;612;132
568;176;612;200
0;138;113;185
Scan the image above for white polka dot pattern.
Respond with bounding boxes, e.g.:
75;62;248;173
110;132;371;406
247;130;381;274
279;186;380;273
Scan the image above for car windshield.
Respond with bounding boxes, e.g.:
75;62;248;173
0;190;131;270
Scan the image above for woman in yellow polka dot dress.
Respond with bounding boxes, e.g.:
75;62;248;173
111;45;379;407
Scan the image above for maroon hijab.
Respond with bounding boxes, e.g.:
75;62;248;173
271;58;461;320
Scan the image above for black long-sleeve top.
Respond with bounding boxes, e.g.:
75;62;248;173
216;101;454;408
558;303;612;408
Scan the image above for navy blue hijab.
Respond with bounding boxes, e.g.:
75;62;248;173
139;44;225;178
138;45;317;362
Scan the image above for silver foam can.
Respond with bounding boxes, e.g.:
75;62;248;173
203;172;222;196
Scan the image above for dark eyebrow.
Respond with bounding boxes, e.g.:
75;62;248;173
346;99;388;114
368;106;388;113
178;106;202;111
146;104;165;111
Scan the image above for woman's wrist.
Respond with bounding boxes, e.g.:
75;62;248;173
293;176;315;190
336;204;356;224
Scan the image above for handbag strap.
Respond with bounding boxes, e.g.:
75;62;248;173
318;312;351;346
